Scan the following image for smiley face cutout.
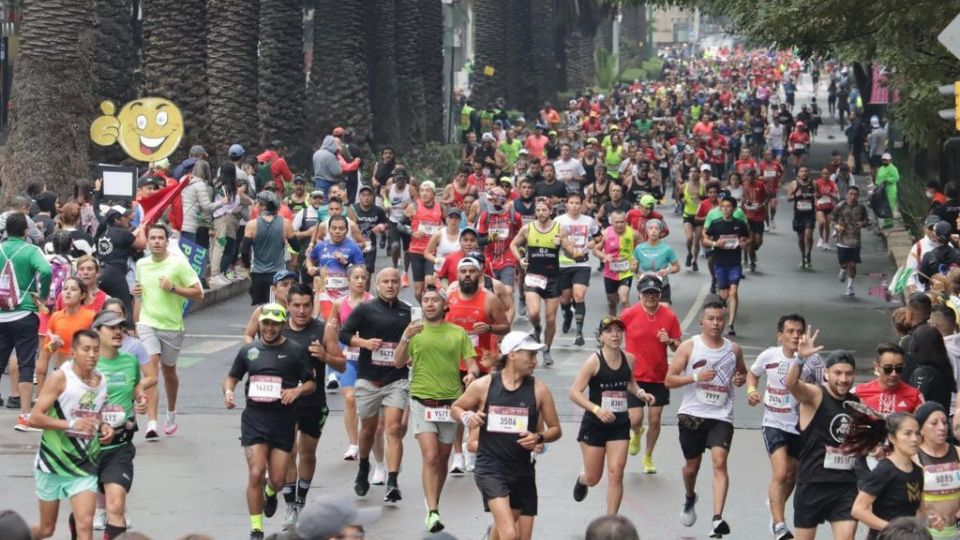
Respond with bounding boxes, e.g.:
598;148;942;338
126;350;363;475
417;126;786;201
90;97;184;162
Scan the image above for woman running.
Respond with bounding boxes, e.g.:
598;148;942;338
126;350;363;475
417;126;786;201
35;277;95;392
914;402;960;539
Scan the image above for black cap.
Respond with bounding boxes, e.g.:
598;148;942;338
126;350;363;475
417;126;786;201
637;273;663;293
358;185;374;193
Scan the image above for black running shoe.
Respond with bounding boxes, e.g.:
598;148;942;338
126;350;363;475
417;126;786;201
250;530;265;540
562;310;573;334
263;488;278;517
573;478;588;502
574;334;585;346
354;470;370;497
384;484;402;503
685;253;693;267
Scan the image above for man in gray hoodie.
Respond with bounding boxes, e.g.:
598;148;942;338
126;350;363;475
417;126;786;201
312;135;342;197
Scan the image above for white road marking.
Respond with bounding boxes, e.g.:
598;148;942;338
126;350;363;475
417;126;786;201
184;334;243;339
680;282;711;332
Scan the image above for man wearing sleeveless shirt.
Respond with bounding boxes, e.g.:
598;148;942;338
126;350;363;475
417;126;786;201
243;191;295;305
665;300;747;538
785;341;860;540
453;331;562;540
787;168;817;269
404;181;443;301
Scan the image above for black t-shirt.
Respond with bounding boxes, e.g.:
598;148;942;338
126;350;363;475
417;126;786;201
860;458;923;535
96;226;135;269
229;338;315;412
282;320;327;409
353;203;388;242
338;297;411;385
534;179;568;200
705;218;749;267
68;229;95;258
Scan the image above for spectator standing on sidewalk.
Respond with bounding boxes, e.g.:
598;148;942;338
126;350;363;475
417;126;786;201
874;153;899;228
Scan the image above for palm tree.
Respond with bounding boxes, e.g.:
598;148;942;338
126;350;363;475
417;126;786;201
529;0;558;108
142;0;208;156
308;0;373;148
503;0;533;111
470;0;507;108
89;0;138;166
418;0;444;142
366;0;401;148
207;0;259;160
258;0;304;158
1;0;96;203
394;0;427;148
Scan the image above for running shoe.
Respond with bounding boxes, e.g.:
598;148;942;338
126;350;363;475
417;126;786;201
642;455;657;474
750;261;757;273
5;395;20;409
250;530;265;540
14;414;39;432
681;493;698;527
685;253;693;267
145;420;159;441
816;238;824;249
326;373;340;391
727;325;736;337
692;261;699;272
628;427;644;456
263;487;278;518
518;302;527;319
463;442;477;472
773;523;794;540
384;484;402;503
449;453;465;475
542;350;554;367
562;310;573;334
710;516;731;538
574;333;585;346
371;462;387;486
343;444;359;461
573;477;588;502
426;511;444;533
401;274;410;288
806;257;813;270
838;268;847;282
769;221;776;231
799;259;807;269
93;509;107;530
354;467;370;496
164;412;177;436
0;395;3;407
846;284;855;297
208;274;232;288
282;503;300;531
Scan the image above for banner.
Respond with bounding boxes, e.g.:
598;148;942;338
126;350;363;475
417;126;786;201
177;236;208;316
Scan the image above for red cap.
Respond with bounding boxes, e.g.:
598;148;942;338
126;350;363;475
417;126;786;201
257;150;278;163
332;127;346;136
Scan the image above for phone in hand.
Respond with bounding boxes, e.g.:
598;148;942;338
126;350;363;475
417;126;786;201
411;307;422;323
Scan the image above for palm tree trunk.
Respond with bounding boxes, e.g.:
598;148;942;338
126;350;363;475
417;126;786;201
90;0;138;166
564;29;590;93
366;0;401;148
143;0;208;158
530;0;557;110
207;0;259;160
258;0;304;159
418;0;444;142
394;0;427;148
1;0;96;204
504;0;532;112
470;0;507;110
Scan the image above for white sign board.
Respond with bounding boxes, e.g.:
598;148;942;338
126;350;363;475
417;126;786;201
938;14;960;60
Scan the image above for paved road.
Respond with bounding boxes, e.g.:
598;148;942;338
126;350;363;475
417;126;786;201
0;76;897;539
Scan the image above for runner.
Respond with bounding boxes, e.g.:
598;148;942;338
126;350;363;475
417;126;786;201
338;268;412;502
223;303;316;540
513;179;537;319
132;223;203;440
279;284;341;529
404;180;443;301
92;311;148;539
746;314;826;540
597;210;639;315
787;122;809;177
741;168;769;272
477;187;523;298
243;271;299;344
632;220;680;305
424;209;464;285
814;169;838;251
510;198;579;366
787;167;816;269
681;167;707;271
914;402;960;539
452;331;563;540
35;277;95;393
626;195;671;243
385;167;415;286
703;195;751;336
394;285;479;533
28;329;110;540
556;192;601;346
785;341;859;540
305;214;365;321
665;300;747;538
758;150;784;231
569;317;655;514
832;186;870;296
352;185;389;279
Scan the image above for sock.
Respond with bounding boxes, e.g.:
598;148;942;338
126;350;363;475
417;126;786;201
250;514;263;531
358;458;370;478
265;484;277;498
105;523;127;540
532;323;541;336
387;471;399;486
562;302;573;317
847;277;854;287
296;478;311;505
574;302;585;333
68;513;77;540
166;410;176;422
282;482;296;504
774;521;786;530
713;514;723;522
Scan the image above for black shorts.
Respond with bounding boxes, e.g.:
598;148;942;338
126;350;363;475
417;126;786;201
363;250;377;274
525;277;560;299
683;215;697;226
296;404;330;439
559;266;591;290
793;482;857;528
475;472;538;516
762;426;801;458
628;381;670;408
837;246;861;265
249;272;274;306
603;276;632;295
748;220;765;234
240;407;297;453
98;443;136;492
677;415;733;460
387;222;411;252
792;212;816;232
408;253;433;282
577;419;630;447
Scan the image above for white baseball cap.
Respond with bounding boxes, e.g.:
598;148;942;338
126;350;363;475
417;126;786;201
700;164;712;172
881;152;892;161
500;331;547;355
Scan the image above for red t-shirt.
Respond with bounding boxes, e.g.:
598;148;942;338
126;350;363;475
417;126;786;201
852;379;924;415
708;136;727;164
621;303;681;383
815;178;838;211
741;181;768;222
626;209;669;240
695;199;719;221
734;158;758;175
477;210;523;270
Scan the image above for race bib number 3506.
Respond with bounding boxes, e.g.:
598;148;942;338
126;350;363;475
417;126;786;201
487;406;529;434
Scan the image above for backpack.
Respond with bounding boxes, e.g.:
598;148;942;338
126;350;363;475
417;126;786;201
0;243;33;311
45;254;72;309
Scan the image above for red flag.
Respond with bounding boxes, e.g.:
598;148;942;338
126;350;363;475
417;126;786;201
139;176;190;228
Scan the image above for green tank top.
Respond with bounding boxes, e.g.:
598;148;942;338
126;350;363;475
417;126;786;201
98;351;141;449
605;146;624;179
526;221;561;276
500;139;521;167
683;183;705;217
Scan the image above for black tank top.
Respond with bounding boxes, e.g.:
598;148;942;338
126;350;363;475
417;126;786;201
584;349;631;428
917;445;960;500
476;371;539;477
374;160;395;185
794;181;815;214
797;388;859;484
582;156;597;184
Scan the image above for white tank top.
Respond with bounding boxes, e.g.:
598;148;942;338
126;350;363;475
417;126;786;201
388;184;412;223
749;347;825;434
34;361;108;473
434;228;462;271
677;335;737;423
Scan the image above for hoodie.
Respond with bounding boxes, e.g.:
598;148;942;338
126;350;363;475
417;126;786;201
312;136;342;181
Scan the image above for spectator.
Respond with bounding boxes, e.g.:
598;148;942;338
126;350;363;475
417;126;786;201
228;143;255;193
867;116;888;175
243;191;294;305
585;515;641;540
917;222;960;289
874;152;900;228
72;178;101;237
0;509;31;540
95;205;146;320
180;159;221;253
930;182;960;235
312;135;342;197
171;144;208;180
269;139;294;194
0;212;52;427
904;216;942;295
908;320;956;410
209;165;252;288
851;343;924;414
293;497;381;540
0;195;44;245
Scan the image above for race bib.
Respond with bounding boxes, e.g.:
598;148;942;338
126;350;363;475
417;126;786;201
796;200;813;211
712;149;723;156
521;215;536;225
371;343;397;367
345;346;360;361
609;259;630;272
424;406;453;423
325;275;348;290
601;390;629;413
487;405;529;434
248;375;283;402
763;169;776;178
817;196;833;205
794;143;805;150
525;273;548;289
696;383;728;407
490;227;510;239
66;410;100;440
823;446;855;470
433;256;445;272
763;387;792;412
571;235;587;248
923;463;960;493
744;202;760;211
469;333;480;347
101;405;127;428
418;223;440;235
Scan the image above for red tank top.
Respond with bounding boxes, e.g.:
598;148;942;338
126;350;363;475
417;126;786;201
409;201;442;254
445;288;491;372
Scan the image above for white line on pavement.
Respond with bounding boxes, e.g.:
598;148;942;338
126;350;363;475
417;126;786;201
680;282;711;333
184;334;242;339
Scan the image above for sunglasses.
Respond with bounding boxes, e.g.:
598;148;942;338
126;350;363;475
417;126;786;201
879;364;904;375
261;307;286;319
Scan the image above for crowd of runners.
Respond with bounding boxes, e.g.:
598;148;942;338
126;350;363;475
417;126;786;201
0;44;947;540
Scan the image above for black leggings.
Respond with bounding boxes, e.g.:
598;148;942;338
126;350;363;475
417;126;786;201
99;264;134;325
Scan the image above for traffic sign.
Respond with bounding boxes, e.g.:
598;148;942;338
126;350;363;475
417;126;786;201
938;14;960;60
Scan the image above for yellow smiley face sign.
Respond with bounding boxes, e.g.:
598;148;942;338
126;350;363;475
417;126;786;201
90;97;184;162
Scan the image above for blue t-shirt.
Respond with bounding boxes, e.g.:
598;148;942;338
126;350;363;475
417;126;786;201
633;242;678;281
309;238;365;275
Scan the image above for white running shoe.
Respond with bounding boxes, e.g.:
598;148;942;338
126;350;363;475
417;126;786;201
342;444;359;461
93;509;106;530
449;453;465;475
838;268;847;282
464;450;477;473
208;274;232;289
164;411;177;436
371;462;387;486
326;373;340;391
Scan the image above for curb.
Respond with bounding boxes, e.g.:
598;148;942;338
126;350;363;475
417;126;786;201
880;225;914;269
188;277;249;314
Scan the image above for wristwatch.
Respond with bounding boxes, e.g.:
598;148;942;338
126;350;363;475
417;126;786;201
535;433;545;444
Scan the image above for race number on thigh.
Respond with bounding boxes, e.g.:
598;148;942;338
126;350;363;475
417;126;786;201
424;406;453;423
524;274;547;289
